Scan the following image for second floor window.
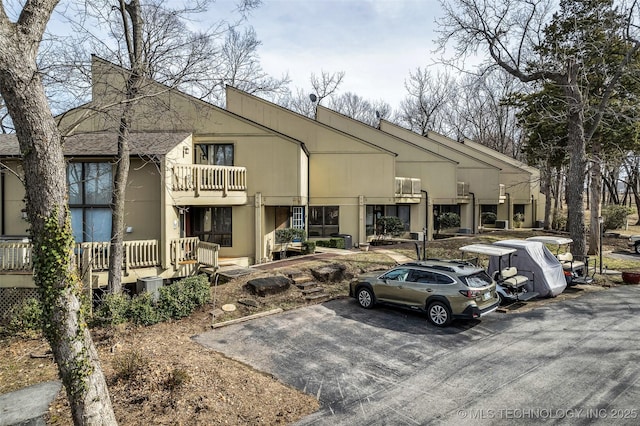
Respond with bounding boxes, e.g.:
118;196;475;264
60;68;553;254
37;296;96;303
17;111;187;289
68;162;113;242
197;143;234;166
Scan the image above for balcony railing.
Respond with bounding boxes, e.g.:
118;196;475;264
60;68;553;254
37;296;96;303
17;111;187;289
0;241;32;271
173;164;247;196
457;182;469;197
1;238;219;275
499;184;506;202
395;177;421;197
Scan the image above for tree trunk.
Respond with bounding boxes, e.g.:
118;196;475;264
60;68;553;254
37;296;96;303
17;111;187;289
0;4;116;424
563;71;587;258
108;0;145;293
542;161;553;230
588;145;602;256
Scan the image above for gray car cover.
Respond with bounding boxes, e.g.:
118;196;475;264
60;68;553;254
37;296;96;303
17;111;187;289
489;239;567;297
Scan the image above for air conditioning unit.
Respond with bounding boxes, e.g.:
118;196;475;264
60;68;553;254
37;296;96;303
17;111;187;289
410;232;424;241
136;276;163;302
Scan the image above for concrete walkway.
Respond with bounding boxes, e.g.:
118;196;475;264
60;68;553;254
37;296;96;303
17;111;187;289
0;380;61;426
373;248;415;264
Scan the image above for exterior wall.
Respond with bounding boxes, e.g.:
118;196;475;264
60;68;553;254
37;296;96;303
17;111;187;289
1;162;28;236
380;121;503;203
316;107;458;203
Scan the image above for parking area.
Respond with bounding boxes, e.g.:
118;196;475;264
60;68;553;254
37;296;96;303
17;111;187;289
195;285;640;425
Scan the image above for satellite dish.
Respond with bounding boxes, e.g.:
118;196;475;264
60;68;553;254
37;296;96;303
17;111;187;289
309;93;318;103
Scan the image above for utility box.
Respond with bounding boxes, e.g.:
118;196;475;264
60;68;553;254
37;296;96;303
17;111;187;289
136;276;163;302
495;220;509;229
410;232;424;241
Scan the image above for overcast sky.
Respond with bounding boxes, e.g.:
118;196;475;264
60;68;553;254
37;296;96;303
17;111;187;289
211;0;444;108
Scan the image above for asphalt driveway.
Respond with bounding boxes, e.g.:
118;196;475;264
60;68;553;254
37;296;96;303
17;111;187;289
194;286;640;425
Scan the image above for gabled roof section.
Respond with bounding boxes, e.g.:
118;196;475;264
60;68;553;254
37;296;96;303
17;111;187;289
225;86;397;156
454;135;539;175
0;131;191;157
378;119;500;170
77;57;307;151
316;106;456;164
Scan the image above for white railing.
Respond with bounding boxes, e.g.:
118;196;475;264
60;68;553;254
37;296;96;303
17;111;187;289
197;241;220;268
2;238;218;274
395;177;421;197
170;237;200;268
499;184;506;199
0;241;32;271
173;164;247;196
457;182;469;197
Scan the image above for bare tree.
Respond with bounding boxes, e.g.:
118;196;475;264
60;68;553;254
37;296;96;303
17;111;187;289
397;67;454;135
0;1;116;423
310;70;345;106
329;92;391;126
453;70;526;157
438;0;640;257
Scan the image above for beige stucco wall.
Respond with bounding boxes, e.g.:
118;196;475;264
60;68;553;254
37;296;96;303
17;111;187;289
1;162;28;236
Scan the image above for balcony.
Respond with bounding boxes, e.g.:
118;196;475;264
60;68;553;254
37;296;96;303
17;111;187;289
172;164;248;205
457;182;470;201
395;177;422;203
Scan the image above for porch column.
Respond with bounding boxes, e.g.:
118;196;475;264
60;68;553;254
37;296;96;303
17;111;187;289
358;195;365;245
255;192;263;263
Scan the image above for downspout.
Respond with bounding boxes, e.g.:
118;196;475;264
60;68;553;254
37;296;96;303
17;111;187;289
0;168;4;235
302;143;310;243
421;190;428;260
506;192;511;229
469;192;476;234
531;195;536;226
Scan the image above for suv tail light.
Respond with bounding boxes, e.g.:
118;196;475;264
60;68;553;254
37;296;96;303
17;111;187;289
459;289;480;298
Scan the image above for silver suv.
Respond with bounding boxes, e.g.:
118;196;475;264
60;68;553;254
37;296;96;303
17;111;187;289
349;259;500;327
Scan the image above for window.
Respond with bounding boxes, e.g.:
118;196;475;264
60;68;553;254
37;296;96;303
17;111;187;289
192;207;232;247
292;207;305;229
68;162;113;242
308;206;339;237
196;143;234;166
366;205;411;236
514;204;525;216
382;268;411;281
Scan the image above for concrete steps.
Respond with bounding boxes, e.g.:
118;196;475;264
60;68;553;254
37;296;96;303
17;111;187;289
290;273;330;303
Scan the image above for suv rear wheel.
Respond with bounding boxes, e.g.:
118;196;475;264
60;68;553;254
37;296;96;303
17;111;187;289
356;287;375;309
427;301;451;327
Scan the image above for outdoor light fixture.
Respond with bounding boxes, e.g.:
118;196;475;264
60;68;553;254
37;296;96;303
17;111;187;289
21;209;27;220
183;146;190;157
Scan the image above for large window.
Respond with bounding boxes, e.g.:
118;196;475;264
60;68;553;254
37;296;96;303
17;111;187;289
68;162;113;242
192;207;232;247
309;206;339;237
196;143;234;166
366;205;411;236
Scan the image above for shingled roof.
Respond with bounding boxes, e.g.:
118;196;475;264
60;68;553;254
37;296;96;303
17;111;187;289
0;131;191;157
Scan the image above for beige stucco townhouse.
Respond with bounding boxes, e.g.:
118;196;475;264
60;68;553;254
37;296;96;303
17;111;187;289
0;56;544;314
315;106;504;236
379;121;545;230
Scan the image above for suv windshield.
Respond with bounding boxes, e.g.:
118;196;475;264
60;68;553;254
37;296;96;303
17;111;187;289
461;271;493;288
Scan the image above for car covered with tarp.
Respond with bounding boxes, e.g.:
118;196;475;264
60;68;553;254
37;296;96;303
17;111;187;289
490;239;566;297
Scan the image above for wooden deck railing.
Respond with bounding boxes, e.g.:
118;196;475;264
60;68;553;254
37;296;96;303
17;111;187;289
1;238;218;274
0;241;32;271
172;164;247;196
